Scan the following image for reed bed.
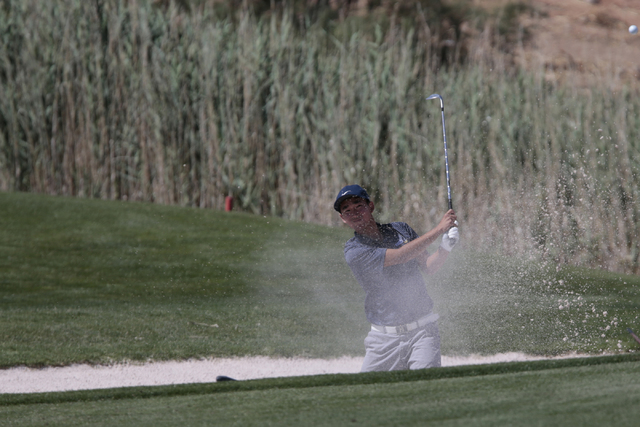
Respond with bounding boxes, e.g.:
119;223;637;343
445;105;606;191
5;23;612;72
0;0;638;273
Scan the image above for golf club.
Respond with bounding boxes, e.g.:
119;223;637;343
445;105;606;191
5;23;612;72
628;328;640;345
426;93;453;211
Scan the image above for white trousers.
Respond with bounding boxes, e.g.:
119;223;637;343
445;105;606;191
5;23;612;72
360;322;441;372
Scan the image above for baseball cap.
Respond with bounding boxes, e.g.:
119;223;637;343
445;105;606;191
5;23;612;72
334;185;370;212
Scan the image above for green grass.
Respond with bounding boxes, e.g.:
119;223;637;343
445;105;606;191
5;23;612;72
2;191;640;425
2;191;640;368
0;191;362;366
2;355;640;426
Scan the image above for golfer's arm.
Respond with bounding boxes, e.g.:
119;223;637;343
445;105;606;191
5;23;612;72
422;247;449;274
383;228;444;267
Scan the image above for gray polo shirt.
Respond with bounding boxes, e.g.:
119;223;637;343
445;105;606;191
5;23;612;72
344;222;435;326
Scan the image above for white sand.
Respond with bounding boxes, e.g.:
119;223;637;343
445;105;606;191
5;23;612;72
0;352;589;394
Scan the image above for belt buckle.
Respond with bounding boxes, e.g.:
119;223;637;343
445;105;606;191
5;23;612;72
395;324;408;334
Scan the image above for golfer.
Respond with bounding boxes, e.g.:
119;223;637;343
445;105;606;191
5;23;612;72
335;184;459;372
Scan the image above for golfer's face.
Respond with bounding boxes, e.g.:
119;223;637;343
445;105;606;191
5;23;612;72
340;197;373;228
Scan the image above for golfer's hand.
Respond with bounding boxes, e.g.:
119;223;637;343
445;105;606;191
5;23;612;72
438;209;457;234
440;226;459;252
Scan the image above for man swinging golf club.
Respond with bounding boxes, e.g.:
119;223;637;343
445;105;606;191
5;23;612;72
335;185;459;371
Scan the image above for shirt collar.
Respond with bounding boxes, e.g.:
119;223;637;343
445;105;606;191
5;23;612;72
354;223;400;248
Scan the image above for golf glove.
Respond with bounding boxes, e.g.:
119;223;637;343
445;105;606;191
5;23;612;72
440;227;459;252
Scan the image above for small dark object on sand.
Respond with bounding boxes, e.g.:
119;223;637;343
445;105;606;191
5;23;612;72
216;375;238;382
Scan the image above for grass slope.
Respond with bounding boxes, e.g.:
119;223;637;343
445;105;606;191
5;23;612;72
1;191;639;368
0;191;360;366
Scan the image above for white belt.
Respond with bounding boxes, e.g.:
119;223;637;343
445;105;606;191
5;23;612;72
371;313;439;334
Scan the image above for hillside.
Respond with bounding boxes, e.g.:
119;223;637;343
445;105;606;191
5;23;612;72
483;0;640;86
1;0;639;273
329;0;640;86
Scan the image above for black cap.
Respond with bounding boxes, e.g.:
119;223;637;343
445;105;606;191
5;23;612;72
334;185;370;212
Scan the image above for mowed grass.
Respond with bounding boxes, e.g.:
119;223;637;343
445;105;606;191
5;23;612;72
0;191;362;366
2;355;640;426
1;190;640;368
2;191;640;425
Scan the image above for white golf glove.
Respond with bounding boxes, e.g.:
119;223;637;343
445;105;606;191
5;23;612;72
440;227;459;252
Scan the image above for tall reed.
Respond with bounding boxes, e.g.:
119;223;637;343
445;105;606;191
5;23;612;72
0;0;638;273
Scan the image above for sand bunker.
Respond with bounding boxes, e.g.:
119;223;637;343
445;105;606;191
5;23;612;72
0;352;591;394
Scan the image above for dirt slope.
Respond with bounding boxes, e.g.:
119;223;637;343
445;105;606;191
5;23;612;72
498;0;640;86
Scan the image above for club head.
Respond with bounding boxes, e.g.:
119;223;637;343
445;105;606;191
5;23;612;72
426;93;444;108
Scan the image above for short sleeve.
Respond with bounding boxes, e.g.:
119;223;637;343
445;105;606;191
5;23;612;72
344;239;386;290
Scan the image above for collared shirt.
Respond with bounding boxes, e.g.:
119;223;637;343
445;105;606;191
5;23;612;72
344;222;434;326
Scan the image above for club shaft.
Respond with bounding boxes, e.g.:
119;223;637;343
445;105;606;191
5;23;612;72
440;104;452;210
628;328;640;345
427;94;453;210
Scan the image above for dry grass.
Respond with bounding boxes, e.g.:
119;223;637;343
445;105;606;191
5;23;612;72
0;1;639;273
